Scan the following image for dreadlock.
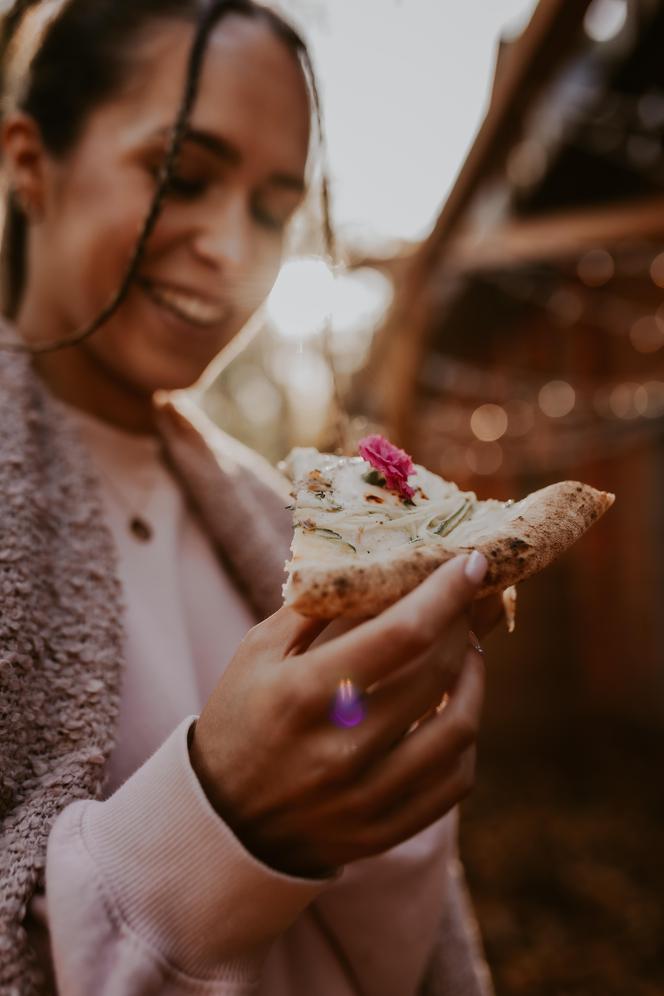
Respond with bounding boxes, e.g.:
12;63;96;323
0;0;335;354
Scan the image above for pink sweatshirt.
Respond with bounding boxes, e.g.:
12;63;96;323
26;405;491;995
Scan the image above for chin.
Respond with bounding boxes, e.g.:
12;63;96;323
132;358;213;395
91;297;239;394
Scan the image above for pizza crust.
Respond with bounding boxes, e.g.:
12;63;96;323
284;480;614;619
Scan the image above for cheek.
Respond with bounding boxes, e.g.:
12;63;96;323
50;181;148;319
235;239;284;317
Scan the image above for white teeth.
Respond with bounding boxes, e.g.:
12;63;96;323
147;283;226;325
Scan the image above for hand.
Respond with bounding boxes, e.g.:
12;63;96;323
189;554;487;878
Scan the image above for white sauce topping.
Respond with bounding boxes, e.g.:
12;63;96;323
283;448;517;564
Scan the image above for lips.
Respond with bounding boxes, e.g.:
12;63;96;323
138;277;231;329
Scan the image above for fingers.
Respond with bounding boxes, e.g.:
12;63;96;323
348;615;470;761
309;553;489;689
357;646;485;815
370;744;477;852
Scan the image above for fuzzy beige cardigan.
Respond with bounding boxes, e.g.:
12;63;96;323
0;348;491;996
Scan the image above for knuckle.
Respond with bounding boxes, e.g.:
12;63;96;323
321;736;364;785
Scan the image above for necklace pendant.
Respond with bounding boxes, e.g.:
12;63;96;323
129;516;153;542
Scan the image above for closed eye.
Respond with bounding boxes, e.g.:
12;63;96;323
252;203;288;232
252;192;303;234
165;174;208;199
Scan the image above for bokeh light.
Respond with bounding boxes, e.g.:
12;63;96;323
332;268;393;336
329;268;394;375
266;258;334;340
583;0;628;44
608;382;641;419
576;249;615;287
470;403;509;442
629;316;664;354
641;381;664;418
649;252;664;288
538;380;576;418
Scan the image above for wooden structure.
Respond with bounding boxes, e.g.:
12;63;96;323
364;0;664;727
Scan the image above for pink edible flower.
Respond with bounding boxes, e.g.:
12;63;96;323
358;434;416;500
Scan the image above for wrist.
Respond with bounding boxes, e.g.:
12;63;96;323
187;722;336;880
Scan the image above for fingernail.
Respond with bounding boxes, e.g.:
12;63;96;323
465;550;488;584
469;630;484;655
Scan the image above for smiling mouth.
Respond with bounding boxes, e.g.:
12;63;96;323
138;278;231;329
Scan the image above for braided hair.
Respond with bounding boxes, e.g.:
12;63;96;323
0;0;335;353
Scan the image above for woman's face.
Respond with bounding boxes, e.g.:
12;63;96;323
22;15;311;393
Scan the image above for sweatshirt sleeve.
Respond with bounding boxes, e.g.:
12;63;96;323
44;717;330;995
261;809;492;996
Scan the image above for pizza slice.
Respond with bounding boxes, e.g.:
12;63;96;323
281;435;614;619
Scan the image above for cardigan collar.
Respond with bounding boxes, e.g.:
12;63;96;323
154;393;291;622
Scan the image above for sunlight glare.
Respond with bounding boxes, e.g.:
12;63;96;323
266;258;334;340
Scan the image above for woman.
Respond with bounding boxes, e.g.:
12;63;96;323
0;1;495;993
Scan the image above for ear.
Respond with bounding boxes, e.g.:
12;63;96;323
2;111;48;221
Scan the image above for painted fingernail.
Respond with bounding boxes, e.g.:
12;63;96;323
465;551;488;584
469;630;484;655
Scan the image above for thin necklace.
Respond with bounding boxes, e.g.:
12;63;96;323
94;461;161;543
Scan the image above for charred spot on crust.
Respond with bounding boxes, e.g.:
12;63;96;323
333;575;350;593
508;537;530;552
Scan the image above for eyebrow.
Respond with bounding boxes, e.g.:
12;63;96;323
153;126;306;193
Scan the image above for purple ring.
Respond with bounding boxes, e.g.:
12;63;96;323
330;679;366;729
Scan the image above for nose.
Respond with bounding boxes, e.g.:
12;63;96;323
192;193;253;274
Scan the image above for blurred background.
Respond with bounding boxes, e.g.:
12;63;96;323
199;1;664;993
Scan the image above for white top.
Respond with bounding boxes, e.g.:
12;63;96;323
64;405;255;791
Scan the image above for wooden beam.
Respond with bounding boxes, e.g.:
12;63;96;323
446;196;664;272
